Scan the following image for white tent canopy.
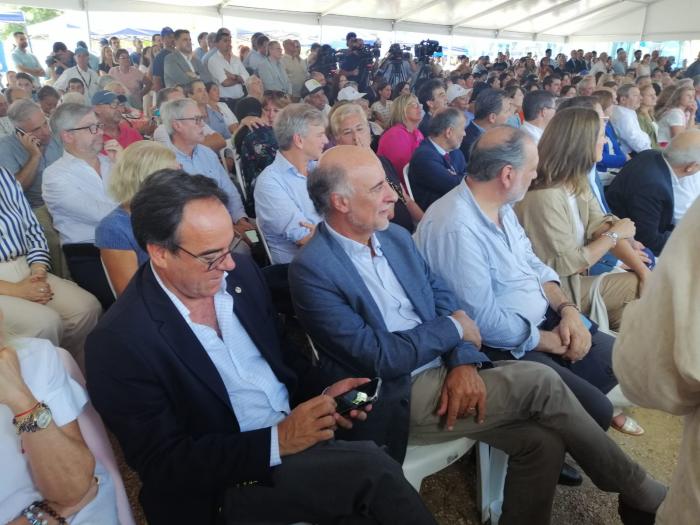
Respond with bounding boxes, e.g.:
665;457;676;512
10;0;700;43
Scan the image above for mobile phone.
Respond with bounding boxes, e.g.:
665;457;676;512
15;127;26;137
334;378;381;415
244;230;259;243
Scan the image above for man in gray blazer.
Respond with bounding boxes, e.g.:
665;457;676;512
164;29;205;88
288;145;667;525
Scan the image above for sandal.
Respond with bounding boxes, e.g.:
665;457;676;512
611;412;645;436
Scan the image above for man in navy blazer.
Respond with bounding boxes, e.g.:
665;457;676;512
460;88;511;162
607;133;700;255
289;145;667;525
85;170;436;525
408;108;467;211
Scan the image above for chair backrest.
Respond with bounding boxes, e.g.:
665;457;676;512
402;163;414;200
99;256;118;300
257;225;273;264
233;150;247;201
56;348;136;525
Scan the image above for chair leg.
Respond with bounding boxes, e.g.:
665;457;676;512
478;442;508;524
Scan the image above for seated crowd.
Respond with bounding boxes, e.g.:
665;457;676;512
2;28;700;525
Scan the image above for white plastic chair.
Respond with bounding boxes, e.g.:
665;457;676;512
56;347;136;525
257;226;273;264
233;151;247;201
402;164;415;200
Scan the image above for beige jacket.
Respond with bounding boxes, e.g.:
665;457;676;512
613;198;700;524
514;185;614;306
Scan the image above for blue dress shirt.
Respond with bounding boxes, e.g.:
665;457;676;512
152;265;290;466
254;151;321;264
171;144;246;222
414;181;560;358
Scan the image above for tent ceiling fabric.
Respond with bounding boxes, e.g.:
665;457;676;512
15;0;700;41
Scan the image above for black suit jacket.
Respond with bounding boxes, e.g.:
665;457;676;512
460;121;484;163
606;149;675;255
409;138;466;211
86;257;301;525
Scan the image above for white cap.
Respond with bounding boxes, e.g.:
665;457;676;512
446;83;470;103
337;85;367;101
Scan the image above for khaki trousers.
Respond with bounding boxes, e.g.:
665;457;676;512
33;205;71;280
409;361;647;525
0;257;101;369
580;271;640;330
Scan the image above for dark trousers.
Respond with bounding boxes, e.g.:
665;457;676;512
222;440;436;525
220;97;243;116
484;314;617;430
63;243;114;310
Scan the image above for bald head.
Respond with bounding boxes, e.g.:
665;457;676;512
664;130;700;171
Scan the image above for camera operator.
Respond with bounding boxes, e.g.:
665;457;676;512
339;37;370;92
378;43;412;90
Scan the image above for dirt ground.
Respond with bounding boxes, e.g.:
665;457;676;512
117;407;682;525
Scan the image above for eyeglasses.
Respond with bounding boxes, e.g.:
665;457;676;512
20;118;49;134
175;235;243;271
175;115;205;125
66;122;104;134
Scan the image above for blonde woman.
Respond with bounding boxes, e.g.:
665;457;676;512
636;83;660;149
95;142;178;296
376;93;424;184
515;107;650;332
656;80;697;146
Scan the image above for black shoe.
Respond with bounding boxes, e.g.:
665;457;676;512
618;497;656;525
557;462;583;486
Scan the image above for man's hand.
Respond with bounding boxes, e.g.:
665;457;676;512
437;364;486;429
239;116;266;130
12;275;53;304
556;309;591;363
103;139;123;162
535;330;567;355
451;310;482;348
324;377;373;430
17;131;41;157
277;395;337;456
0;346;36;413
296;222;317;246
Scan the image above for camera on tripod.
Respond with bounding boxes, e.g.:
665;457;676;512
414;39;442;63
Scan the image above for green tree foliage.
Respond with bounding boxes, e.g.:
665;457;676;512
1;7;62;40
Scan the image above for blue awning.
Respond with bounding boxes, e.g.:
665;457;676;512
0;11;25;23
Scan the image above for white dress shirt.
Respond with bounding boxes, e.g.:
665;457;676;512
611;105;651;155
152;266;290;466
665;157;700;224
53;65;100;98
42;152;115;245
208;50;250;100
521;121;544;144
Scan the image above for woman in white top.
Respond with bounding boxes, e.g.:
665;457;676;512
656;81;697;146
256;41;292;96
370;80;393;129
0;308;119;525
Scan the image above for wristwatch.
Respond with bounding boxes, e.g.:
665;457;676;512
601;231;618;246
13;402;53;434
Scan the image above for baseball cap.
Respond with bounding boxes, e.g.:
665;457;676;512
52;42;67;53
301;79;324;97
446;83;470;104
74;47;89;56
161;26;174;38
99;38;109;47
337;86;366;102
91;90;127;106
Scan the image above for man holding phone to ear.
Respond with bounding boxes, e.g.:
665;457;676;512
86;171;437;525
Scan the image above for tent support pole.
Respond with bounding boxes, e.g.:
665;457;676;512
82;0;93;51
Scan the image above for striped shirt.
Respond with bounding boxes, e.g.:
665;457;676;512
0;167;50;267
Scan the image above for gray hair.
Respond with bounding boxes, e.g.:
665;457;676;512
427;107;464;137
161;98;196;136
49;102;93;136
274;103;325;151
7;98;43;126
616;83;637;101
307;162;354;217
693;75;700;88
468;126;529;182
664;130;700;166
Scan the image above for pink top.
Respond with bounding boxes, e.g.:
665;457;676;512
377;124;424;184
108;66;144;99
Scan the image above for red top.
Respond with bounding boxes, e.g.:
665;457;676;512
376;124;424;185
102;121;144;153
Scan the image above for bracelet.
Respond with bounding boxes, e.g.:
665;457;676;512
14;401;41;419
557;302;580;316
34;500;67;525
21;503;47;525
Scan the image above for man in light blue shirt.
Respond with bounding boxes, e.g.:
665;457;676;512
254;103;328;264
11;32;44;85
414;126;620;431
161;97;254;238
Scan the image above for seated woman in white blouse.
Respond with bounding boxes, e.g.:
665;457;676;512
656;80;697;147
0;307;119;525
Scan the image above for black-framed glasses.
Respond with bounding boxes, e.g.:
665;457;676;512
175;234;243;271
175;115;205;125
66;122;104;134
